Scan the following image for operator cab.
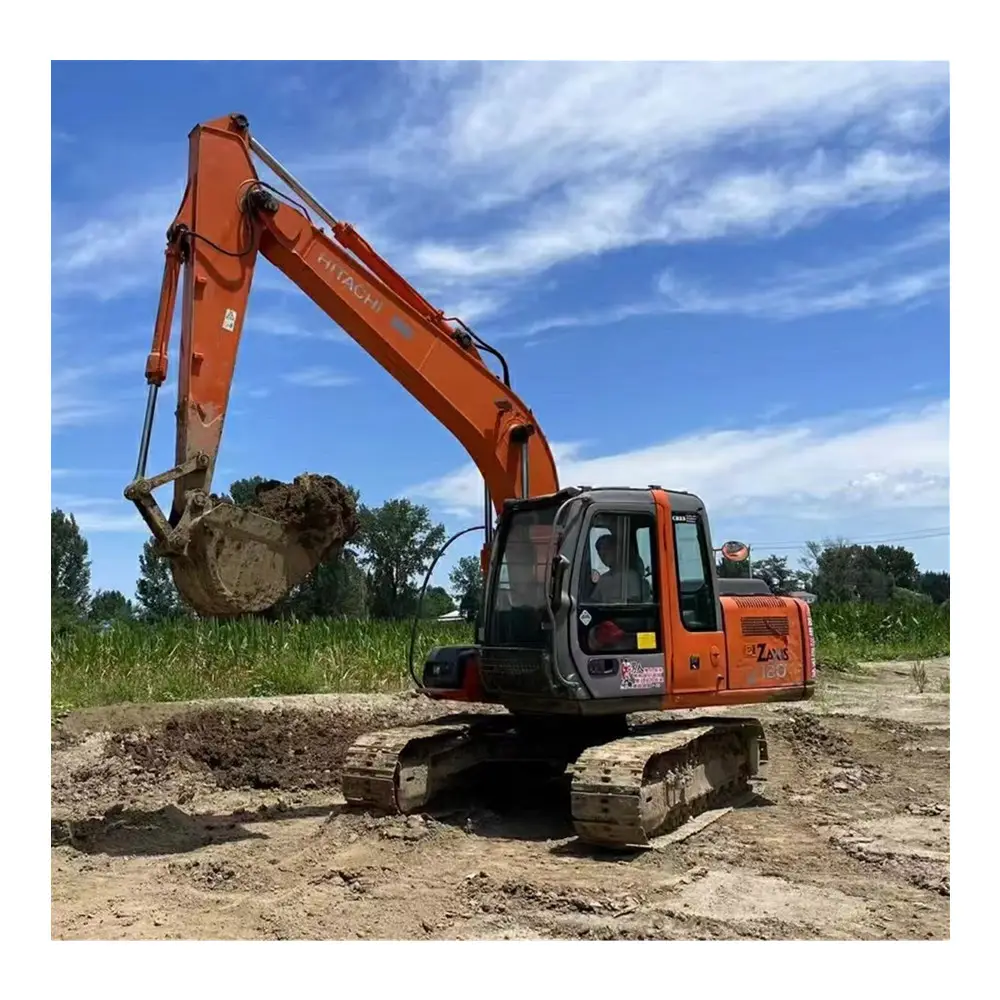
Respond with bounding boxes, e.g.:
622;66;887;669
467;485;740;714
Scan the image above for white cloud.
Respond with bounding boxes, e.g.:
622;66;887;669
408;401;950;526
411;149;948;285
74;511;149;533
52;184;181;300
51;468;125;479
656;263;949;322
436;62;948;198
246;312;347;343
505;219;949;338
52;61;950;335
326;62;946;203
51;495;148;533
51;351;147;430
302;62;948;321
283;366;357;388
437;293;506;324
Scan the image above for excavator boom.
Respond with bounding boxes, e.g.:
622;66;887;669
125;114;558;616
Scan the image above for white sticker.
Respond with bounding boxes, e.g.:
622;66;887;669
579;610;592;626
222;308;238;332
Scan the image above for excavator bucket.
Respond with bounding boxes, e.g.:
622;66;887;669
167;474;359;617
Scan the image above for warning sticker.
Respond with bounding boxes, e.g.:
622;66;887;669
222;308;238;332
636;631;656;650
619;659;664;691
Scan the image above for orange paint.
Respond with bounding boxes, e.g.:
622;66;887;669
141;115;560;522
652;491;810;710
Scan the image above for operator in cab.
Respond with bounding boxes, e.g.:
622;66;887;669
586;530;652;652
590;533;648;603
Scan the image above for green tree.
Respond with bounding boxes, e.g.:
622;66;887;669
750;554;805;596
449;554;483;621
796;540;824;593
358;498;446;620
873;544;920;590
422;585;455;619
891;586;933;605
813;542;863;603
226;475;269;507
135;539;189;622
919;570;950;605
282;549;369;620
88;589;135;626
716;555;750;579
812;541;907;604
52;509;91;622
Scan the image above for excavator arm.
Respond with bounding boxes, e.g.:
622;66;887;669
124;113;559;617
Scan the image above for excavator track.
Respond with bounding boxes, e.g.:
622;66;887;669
342;714;766;851
568;719;766;849
341;716;531;814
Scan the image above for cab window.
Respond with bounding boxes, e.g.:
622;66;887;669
576;512;661;655
672;515;718;632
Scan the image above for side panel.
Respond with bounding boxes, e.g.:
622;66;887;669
652;492;725;696
722;595;806;691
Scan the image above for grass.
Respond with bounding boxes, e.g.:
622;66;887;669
51;618;474;711
910;660;929;693
51;602;949;712
810;602;950;670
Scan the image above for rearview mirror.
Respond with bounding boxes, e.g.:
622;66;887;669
718;540;750;563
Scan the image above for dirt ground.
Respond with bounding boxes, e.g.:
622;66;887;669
51;658;950;940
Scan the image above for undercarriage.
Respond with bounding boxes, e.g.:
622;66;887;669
342;713;768;849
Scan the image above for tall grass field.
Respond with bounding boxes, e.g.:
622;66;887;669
52;602;950;711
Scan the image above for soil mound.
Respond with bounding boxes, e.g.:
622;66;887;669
107;706;398;791
247;474;360;555
771;711;852;758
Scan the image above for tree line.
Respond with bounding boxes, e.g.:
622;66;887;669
718;540;949;606
52;476;949;632
52;475;486;631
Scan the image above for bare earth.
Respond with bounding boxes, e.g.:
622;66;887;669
51;658;950;940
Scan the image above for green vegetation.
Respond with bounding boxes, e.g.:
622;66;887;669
51;618;475;709
51;479;950;711
52;602;949;711
810;602;950;667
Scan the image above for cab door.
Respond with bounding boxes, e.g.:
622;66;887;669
654;494;727;695
569;505;668;701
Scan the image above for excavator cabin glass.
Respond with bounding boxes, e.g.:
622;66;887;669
672;514;719;632
485;505;557;648
575;513;661;655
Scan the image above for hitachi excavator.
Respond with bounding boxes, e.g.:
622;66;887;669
124;114;816;849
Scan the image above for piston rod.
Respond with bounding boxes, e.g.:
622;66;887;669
248;136;340;233
134;384;159;480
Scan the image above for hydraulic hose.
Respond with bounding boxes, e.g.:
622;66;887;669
408;524;485;688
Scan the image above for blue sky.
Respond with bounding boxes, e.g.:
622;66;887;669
51;61;950;601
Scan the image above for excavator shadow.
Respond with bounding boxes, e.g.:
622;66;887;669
359;767;775;856
345;760;580;845
51;802;335;858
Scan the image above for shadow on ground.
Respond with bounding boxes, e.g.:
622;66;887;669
51;802;337;857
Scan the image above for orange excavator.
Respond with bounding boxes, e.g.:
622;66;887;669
124;114;816;848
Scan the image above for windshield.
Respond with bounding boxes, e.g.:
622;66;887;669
485;504;558;647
